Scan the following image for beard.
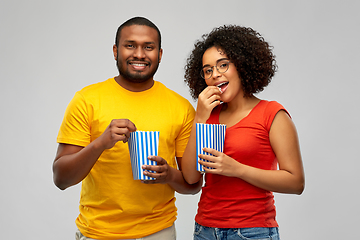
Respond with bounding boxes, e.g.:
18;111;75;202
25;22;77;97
116;58;160;83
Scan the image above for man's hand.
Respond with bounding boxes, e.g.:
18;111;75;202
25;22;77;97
141;156;173;184
141;156;203;194
53;118;137;190
96;119;137;150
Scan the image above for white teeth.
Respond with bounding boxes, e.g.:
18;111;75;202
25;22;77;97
217;82;228;87
131;63;147;66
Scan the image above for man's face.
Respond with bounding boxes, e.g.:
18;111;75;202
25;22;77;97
114;25;162;83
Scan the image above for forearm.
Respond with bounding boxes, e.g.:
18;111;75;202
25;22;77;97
53;140;105;190
182;89;221;184
167;167;202;194
182;121;204;184
235;163;305;194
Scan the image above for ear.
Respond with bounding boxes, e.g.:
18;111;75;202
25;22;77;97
113;44;118;60
158;48;163;63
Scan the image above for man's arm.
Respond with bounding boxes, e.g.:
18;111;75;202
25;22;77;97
142;156;203;194
53;143;101;190
53;119;137;190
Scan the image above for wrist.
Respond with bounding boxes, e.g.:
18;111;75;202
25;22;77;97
194;115;208;124
91;138;107;154
234;162;246;179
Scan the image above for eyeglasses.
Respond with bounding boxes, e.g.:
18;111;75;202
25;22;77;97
200;59;231;79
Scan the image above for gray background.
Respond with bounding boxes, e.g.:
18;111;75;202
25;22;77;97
1;0;359;239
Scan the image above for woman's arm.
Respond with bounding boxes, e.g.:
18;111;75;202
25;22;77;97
181;121;204;184
199;110;305;194
181;86;222;184
142;156;203;194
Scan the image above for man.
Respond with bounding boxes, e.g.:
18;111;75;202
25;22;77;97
53;17;201;240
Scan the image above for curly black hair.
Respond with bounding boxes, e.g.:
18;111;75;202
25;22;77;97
184;25;277;99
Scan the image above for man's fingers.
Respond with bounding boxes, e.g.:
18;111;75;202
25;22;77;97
143;170;166;180
111;119;137;132
142;164;165;173
147;156;167;165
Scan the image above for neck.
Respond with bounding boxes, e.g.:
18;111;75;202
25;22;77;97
223;94;259;113
114;76;154;92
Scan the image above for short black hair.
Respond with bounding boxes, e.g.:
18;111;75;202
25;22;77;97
115;16;161;49
184;25;277;99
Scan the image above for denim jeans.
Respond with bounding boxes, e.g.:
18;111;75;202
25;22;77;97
193;222;280;240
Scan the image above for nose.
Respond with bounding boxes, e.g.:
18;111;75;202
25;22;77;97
212;66;222;78
133;47;146;59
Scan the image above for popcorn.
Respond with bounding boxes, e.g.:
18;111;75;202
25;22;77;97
196;123;226;173
128;131;159;180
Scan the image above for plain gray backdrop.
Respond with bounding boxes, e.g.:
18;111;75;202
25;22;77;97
1;0;359;239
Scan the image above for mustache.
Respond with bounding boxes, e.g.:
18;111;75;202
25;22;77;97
126;59;151;65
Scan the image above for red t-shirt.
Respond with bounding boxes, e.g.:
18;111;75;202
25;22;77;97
195;100;288;228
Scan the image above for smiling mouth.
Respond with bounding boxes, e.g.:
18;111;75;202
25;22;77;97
131;63;148;66
129;61;149;70
217;82;229;92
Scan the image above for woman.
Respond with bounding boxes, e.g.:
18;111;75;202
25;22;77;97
182;25;305;240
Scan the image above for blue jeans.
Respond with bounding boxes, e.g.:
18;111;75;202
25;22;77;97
193;222;280;240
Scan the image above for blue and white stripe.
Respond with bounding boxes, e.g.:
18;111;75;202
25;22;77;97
128;131;159;180
196;123;226;173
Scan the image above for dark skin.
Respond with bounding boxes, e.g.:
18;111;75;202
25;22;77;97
53;25;202;194
53;119;136;190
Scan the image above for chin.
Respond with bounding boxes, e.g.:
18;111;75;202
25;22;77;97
120;71;153;83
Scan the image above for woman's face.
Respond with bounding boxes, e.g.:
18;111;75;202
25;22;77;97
202;46;242;103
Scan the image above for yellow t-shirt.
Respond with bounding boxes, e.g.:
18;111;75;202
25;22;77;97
57;78;195;239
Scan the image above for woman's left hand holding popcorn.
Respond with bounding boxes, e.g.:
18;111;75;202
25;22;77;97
198;147;241;177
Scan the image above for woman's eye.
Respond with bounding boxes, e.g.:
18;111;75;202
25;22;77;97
205;69;213;74
219;62;229;68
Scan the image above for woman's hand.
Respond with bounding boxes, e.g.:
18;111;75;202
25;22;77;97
198;147;240;177
199;111;305;195
195;86;222;123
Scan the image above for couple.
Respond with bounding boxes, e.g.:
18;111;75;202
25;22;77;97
53;17;304;240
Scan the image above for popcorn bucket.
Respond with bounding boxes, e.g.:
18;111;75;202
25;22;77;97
128;131;159;180
196;123;226;173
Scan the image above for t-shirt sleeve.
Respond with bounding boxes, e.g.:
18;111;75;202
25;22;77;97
264;101;291;132
174;101;195;157
56;92;91;147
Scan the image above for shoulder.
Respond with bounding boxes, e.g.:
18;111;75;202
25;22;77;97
260;100;285;110
71;79;115;106
155;82;194;108
258;100;289;116
256;100;291;130
78;78;113;96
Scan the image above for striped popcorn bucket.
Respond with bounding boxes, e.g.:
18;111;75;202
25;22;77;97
128;131;160;180
196;123;226;173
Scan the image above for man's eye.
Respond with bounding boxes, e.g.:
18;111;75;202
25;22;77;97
126;44;135;48
145;46;154;50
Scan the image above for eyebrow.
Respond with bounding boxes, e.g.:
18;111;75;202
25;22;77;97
202;58;229;68
123;40;156;45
